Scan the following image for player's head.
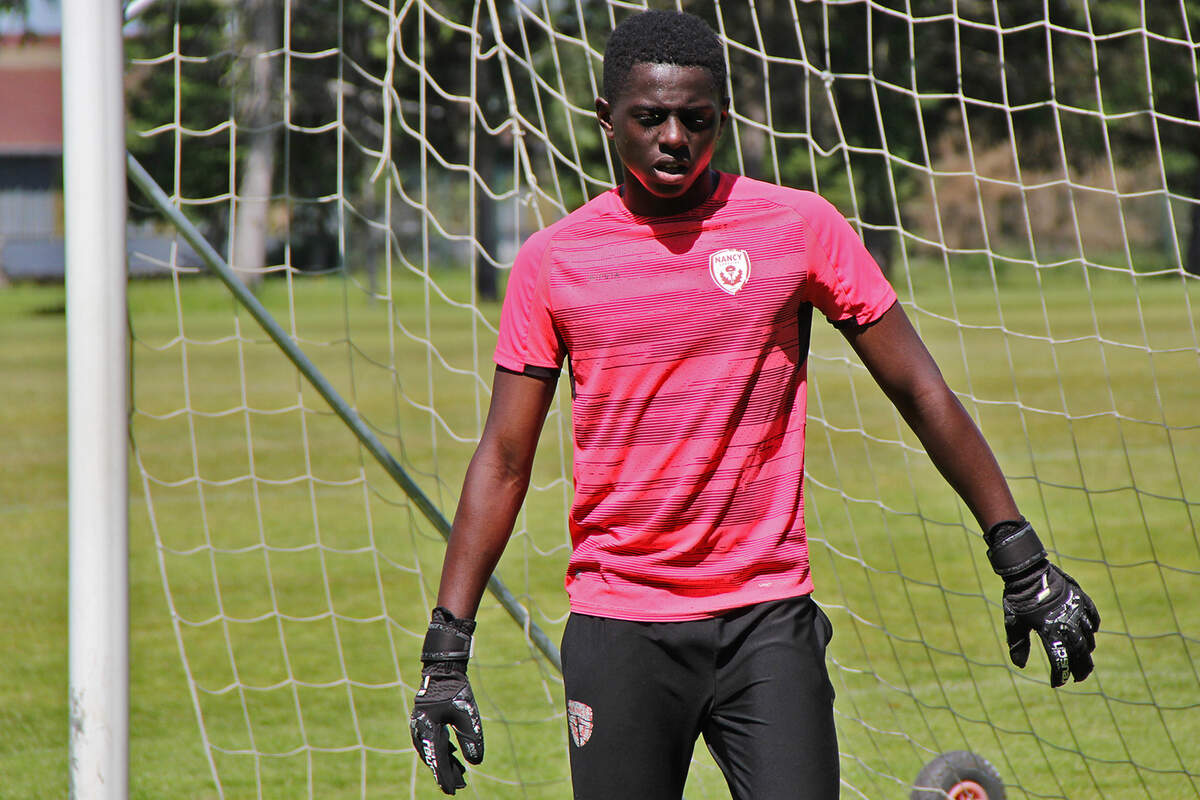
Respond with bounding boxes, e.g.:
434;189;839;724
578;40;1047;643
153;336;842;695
596;10;730;216
601;10;726;104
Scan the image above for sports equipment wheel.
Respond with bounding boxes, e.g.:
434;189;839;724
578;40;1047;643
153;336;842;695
911;750;1006;800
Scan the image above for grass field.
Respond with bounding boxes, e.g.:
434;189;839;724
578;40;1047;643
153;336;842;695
2;261;1198;798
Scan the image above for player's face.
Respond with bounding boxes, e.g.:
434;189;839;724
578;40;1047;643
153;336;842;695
596;62;728;217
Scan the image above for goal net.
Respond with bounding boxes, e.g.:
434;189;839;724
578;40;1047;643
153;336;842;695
124;1;1200;798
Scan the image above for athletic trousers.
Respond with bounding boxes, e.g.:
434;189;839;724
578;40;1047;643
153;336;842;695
561;594;840;799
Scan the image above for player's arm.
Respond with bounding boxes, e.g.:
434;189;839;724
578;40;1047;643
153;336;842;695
410;366;557;795
841;302;1099;687
438;366;558;618
840;302;1015;530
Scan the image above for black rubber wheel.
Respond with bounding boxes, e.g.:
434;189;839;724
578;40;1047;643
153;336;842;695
910;750;1006;800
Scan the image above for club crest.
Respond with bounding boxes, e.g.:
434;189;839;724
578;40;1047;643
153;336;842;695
566;700;593;747
709;248;751;294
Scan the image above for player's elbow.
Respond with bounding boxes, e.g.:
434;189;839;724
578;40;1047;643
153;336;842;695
474;436;536;494
890;375;960;428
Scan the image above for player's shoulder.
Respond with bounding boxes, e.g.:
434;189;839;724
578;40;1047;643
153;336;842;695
521;188;625;254
723;173;844;221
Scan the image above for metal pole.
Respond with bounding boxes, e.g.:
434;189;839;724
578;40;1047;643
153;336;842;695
64;1;129;798
127;154;564;674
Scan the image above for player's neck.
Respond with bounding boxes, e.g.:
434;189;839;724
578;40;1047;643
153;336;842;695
618;168;720;217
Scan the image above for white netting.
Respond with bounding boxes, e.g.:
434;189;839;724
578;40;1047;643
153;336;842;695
126;1;1200;798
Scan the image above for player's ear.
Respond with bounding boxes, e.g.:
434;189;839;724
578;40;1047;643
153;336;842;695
595;96;615;140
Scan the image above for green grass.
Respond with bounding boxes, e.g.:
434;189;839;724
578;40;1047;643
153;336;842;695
3;261;1198;798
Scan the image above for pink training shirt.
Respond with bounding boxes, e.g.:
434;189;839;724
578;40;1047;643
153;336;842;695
495;172;897;621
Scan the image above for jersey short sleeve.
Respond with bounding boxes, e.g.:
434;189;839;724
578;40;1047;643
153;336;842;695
494;228;565;373
798;194;897;327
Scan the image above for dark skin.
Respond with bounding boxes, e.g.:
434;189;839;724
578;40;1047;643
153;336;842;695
595;62;729;217
437;369;557;618
842;306;1019;529
435;62;1019;618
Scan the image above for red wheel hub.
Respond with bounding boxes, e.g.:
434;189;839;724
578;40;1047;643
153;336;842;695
947;780;989;800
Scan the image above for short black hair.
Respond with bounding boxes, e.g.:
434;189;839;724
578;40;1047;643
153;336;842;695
602;10;727;102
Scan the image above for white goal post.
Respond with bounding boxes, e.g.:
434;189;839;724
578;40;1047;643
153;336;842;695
74;1;1200;798
64;0;128;798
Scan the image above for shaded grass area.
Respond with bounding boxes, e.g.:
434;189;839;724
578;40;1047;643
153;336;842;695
3;260;1197;798
0;286;72;797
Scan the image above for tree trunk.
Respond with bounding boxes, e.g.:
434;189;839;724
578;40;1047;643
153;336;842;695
232;135;274;286
862;225;895;280
474;149;498;302
1187;160;1200;276
230;0;279;288
474;51;498;301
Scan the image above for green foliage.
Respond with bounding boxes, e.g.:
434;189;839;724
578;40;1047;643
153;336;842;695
125;0;234;237
123;0;1200;275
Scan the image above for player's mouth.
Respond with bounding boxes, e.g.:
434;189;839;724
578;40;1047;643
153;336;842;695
652;160;690;181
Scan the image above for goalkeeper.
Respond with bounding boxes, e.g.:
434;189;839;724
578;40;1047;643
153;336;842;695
409;9;1099;799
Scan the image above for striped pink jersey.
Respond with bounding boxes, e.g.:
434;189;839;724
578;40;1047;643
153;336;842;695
495;172;897;621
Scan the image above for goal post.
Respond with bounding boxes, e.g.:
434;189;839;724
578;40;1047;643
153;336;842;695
64;0;128;798
113;2;1200;799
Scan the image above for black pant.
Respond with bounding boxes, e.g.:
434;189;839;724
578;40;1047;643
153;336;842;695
561;595;839;800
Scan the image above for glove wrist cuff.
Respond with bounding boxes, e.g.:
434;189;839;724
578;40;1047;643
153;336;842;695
985;518;1048;579
421;606;475;665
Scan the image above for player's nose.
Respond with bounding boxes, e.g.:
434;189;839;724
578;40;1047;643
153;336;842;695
659;115;687;149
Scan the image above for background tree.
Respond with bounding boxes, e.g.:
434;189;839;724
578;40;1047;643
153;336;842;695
123;0;1199;282
126;0;392;277
693;0;1199;275
228;0;279;287
1089;3;1200;274
126;1;242;254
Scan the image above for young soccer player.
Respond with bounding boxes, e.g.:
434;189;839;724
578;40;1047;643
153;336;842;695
409;10;1099;799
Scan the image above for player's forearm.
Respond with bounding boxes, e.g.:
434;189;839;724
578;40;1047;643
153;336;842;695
434;367;556;619
435;446;534;619
844;305;1021;531
895;382;1019;530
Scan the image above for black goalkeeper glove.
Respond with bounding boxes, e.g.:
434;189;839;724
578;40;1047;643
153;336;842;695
986;519;1100;687
409;607;484;794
